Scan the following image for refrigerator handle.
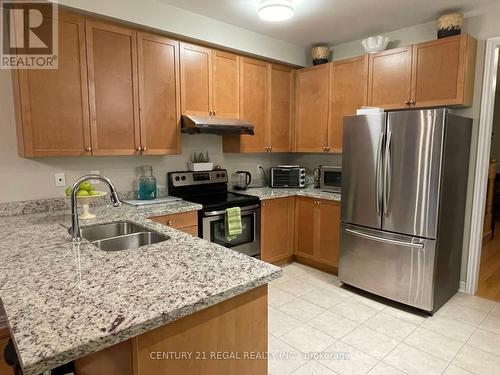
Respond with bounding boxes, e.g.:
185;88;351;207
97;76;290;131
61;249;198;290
345;228;424;249
375;132;384;214
383;131;392;215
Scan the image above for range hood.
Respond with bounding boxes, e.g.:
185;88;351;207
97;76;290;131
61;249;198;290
181;115;254;135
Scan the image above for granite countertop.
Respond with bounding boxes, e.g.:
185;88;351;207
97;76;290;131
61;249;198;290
0;200;281;375
238;186;341;202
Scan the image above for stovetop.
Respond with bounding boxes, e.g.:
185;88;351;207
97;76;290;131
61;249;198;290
180;192;260;211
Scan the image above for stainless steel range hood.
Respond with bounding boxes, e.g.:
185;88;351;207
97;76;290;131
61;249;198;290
181;115;254;135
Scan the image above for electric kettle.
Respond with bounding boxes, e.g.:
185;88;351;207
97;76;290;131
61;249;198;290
232;171;252;190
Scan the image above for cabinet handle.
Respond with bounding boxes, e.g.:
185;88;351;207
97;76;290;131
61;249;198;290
409;100;415;105
142;146;147;152
325;146;330;152
262;201;266;207
404;100;410;105
85;146;92;152
167;220;173;226
136;146;142;152
269;146;272;152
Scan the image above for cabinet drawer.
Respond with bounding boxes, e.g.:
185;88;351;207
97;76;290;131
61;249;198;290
150;211;198;229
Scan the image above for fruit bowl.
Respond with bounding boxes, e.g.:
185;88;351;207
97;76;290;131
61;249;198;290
361;35;390;53
68;191;107;219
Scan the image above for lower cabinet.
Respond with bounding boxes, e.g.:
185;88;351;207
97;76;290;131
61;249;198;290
0;326;13;375
150;211;198;236
261;197;295;263
261;196;341;271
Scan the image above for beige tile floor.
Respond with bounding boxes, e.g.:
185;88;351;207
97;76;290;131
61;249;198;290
268;262;500;375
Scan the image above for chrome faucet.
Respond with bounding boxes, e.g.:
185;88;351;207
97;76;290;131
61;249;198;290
70;174;121;241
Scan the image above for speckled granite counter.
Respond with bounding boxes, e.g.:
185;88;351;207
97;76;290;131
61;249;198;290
238;187;341;201
0;200;281;375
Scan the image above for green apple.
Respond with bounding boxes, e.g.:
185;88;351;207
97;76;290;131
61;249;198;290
89;190;100;196
64;186;72;197
79;181;93;192
76;189;89;197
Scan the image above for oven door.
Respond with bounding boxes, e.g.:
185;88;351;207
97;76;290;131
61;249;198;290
320;168;342;192
202;205;261;258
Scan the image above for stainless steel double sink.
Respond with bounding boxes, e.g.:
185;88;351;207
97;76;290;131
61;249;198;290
80;221;169;251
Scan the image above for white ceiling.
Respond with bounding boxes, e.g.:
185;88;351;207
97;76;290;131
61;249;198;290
157;0;497;47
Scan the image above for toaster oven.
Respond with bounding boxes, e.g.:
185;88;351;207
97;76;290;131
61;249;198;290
270;166;306;188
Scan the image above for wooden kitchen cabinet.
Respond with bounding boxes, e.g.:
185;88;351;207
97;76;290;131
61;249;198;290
327;55;368;152
212;50;240;118
12;11;92;157
261;197;295;264
86;20;141;155
137;33;181;155
367;46;413;110
0;324;13;375
294;197;340;269
180;43;212;116
295;64;330;152
150;211;199;236
411;34;477;108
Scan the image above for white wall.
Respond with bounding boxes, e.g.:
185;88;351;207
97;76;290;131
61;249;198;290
330;1;500;284
53;0;306;67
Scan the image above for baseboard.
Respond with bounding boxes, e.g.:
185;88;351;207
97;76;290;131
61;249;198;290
459;281;467;293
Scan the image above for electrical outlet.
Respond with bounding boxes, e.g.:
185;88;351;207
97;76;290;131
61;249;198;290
90;170;100;184
54;173;66;187
257;165;263;174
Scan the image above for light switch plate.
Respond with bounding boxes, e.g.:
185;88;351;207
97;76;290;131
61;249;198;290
54;173;66;187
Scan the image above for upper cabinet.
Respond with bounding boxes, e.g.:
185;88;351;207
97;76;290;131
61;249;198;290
86;20;141;156
368;34;477;110
367;46;413;110
411;34;476;108
268;64;295;152
328;55;368;153
180;43;212;116
212;50;240;118
295;64;330;152
12;11;91;157
137;33;181;155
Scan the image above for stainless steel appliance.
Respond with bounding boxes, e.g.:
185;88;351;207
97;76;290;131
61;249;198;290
232;171;252;190
316;165;342;193
168;170;261;257
270;166;306;188
181;115;254;135
339;109;472;313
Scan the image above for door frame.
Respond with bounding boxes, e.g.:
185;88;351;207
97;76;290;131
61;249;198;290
466;36;500;294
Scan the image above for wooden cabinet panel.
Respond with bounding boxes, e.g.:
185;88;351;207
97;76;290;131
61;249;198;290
182;226;199;237
269;65;294;152
328;56;368;153
296;64;330;152
13;11;91;157
316;199;341;267
86;20;140;155
212;51;240;118
261;197;295;263
411;34;477;108
367;47;412;110
180;43;212;116
150;211;198;229
0;336;13;375
137;33;181;155
238;57;269;152
294;197;316;257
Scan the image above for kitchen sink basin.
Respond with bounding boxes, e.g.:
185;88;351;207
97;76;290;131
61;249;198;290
80;221;169;251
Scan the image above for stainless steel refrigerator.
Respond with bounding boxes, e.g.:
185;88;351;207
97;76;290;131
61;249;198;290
339;108;471;312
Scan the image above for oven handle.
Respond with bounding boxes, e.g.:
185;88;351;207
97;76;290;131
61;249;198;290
203;204;260;217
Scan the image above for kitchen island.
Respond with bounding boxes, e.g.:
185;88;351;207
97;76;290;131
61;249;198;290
0;201;280;375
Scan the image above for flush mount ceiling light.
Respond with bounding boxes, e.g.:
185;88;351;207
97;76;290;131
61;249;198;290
258;0;294;22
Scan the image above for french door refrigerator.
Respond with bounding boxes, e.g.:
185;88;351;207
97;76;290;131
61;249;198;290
339;109;472;312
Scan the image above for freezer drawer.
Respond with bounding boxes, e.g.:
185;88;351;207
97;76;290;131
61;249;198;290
339;223;436;311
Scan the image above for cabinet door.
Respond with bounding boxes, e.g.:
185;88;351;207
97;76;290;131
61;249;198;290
296;64;330;152
261;197;295;263
0;336;13;375
86;20;140;155
180;43;212;116
239;57;269;152
367;47;412;110
269;64;294;152
294;197;316;257
13;11;91;157
212;50;239;118
137;33;180;155
316;199;341;267
411;34;476;108
328;56;368;153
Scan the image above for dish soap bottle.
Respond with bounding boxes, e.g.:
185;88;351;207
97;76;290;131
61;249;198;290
138;165;157;200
